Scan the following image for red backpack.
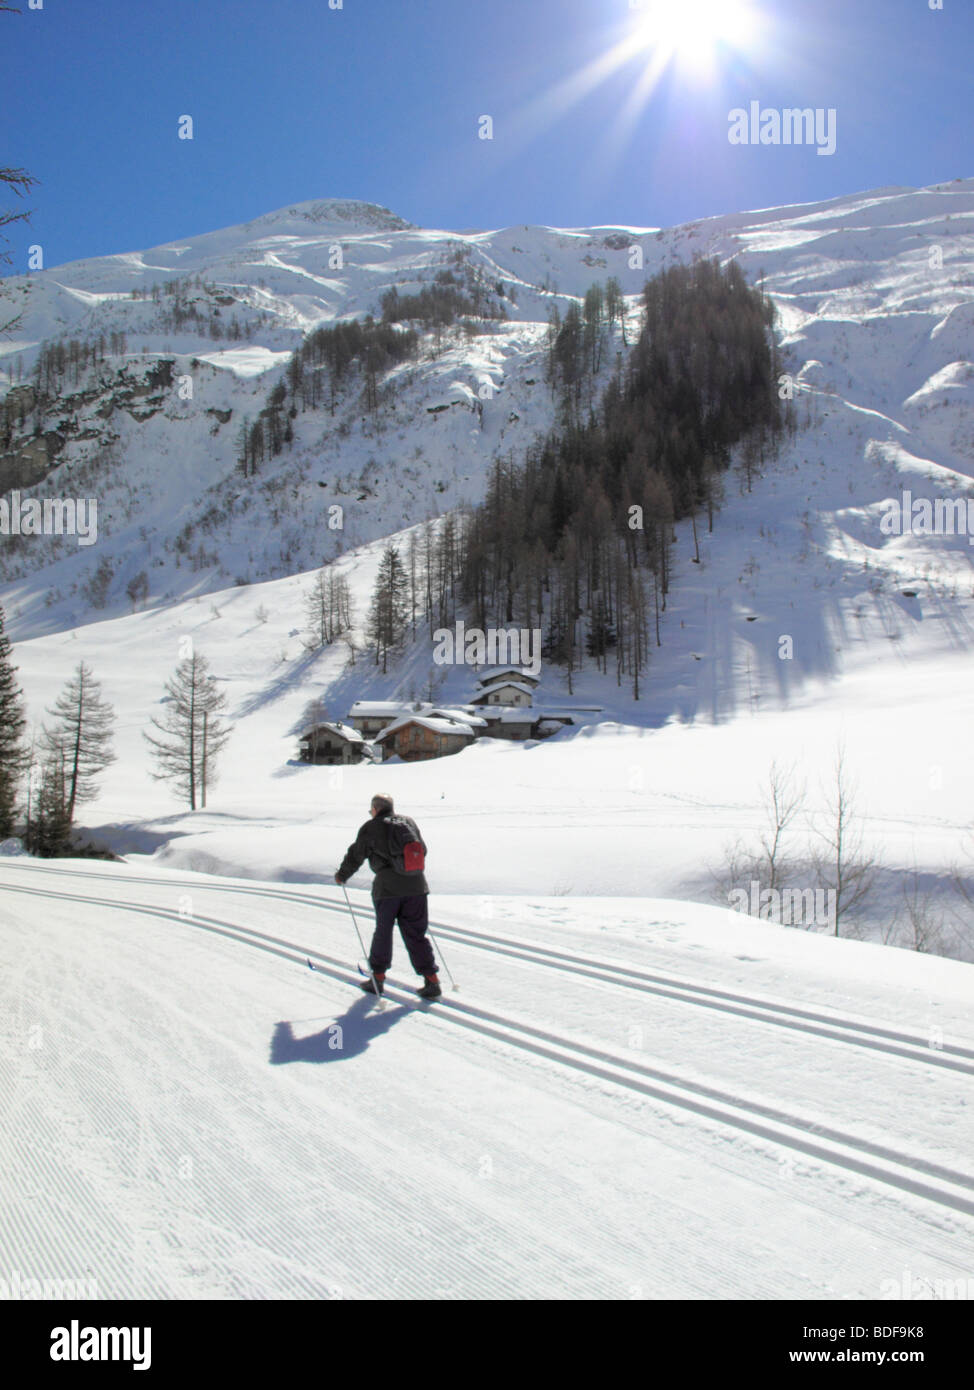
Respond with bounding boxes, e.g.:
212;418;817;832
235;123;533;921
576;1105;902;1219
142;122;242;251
385;815;426;874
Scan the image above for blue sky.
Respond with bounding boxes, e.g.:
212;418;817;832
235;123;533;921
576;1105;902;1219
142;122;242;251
2;0;972;268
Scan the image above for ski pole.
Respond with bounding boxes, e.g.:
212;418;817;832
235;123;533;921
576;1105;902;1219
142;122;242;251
342;883;385;1010
425;922;458;992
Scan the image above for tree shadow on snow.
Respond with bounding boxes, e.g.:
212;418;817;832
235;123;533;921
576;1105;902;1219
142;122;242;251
269;993;413;1065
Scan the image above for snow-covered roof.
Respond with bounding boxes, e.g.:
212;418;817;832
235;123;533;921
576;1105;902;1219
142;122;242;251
475;667;541;686
479;708;538;724
430;707;488;728
349;701;430;717
300;721;363;743
377;715;474;741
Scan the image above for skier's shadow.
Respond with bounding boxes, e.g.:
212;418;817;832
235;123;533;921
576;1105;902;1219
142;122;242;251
270;994;413;1065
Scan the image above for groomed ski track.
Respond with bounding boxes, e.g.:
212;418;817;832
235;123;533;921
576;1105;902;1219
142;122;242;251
2;860;972;1300
7;862;974;1074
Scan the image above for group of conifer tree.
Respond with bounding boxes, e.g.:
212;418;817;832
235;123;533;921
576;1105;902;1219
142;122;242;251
0;606;233;855
0;606;116;854
359;257;791;696
236;252;509;475
237;317;421;475
358;514;466;677
461;260;790;693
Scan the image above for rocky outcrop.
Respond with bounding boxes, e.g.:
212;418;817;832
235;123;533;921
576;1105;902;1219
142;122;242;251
1;358;175;493
0;434;63;492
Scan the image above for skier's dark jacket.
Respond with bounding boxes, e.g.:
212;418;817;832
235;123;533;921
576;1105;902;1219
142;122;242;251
337;808;429;900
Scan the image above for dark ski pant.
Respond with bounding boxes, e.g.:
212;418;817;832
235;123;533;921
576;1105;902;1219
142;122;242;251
369;894;436;977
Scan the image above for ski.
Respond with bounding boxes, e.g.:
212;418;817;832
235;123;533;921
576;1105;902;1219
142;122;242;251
306;957;387;1010
303;957;435;1009
357;963;440;1003
355;961;397;1004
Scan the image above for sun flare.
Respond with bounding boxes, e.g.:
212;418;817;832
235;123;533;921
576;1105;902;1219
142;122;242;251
631;0;758;72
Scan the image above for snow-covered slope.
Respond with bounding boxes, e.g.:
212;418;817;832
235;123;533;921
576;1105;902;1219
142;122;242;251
1;178;973;957
1;858;971;1299
3;180;974;1303
2;180;973;636
0;196;638;620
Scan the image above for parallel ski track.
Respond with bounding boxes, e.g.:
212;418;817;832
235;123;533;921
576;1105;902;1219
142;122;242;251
7;863;973;1076
4;871;974;1223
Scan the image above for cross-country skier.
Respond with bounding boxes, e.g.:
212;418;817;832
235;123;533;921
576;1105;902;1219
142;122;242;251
334;793;441;999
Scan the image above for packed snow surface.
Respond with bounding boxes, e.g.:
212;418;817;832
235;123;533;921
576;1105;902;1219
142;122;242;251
1;859;971;1299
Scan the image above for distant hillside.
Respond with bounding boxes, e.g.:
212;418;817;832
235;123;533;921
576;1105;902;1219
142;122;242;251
1;179;972;665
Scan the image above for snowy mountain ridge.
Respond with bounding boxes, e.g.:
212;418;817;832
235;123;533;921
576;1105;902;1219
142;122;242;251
238;198;414;234
1;175;972;643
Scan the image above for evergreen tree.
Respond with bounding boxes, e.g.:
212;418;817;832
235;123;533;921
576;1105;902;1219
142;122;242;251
626;567;649;700
366;546;409;674
586;588;616;671
0;603;26;836
583;284;606;374
420;519;437;636
144;651;232;810
552;301;585;419
605;277;625;342
545;303;562;383
42;661;116;823
24;742;72;857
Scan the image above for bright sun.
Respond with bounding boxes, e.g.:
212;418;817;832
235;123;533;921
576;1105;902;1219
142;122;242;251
506;0;764;174
632;0;758;71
